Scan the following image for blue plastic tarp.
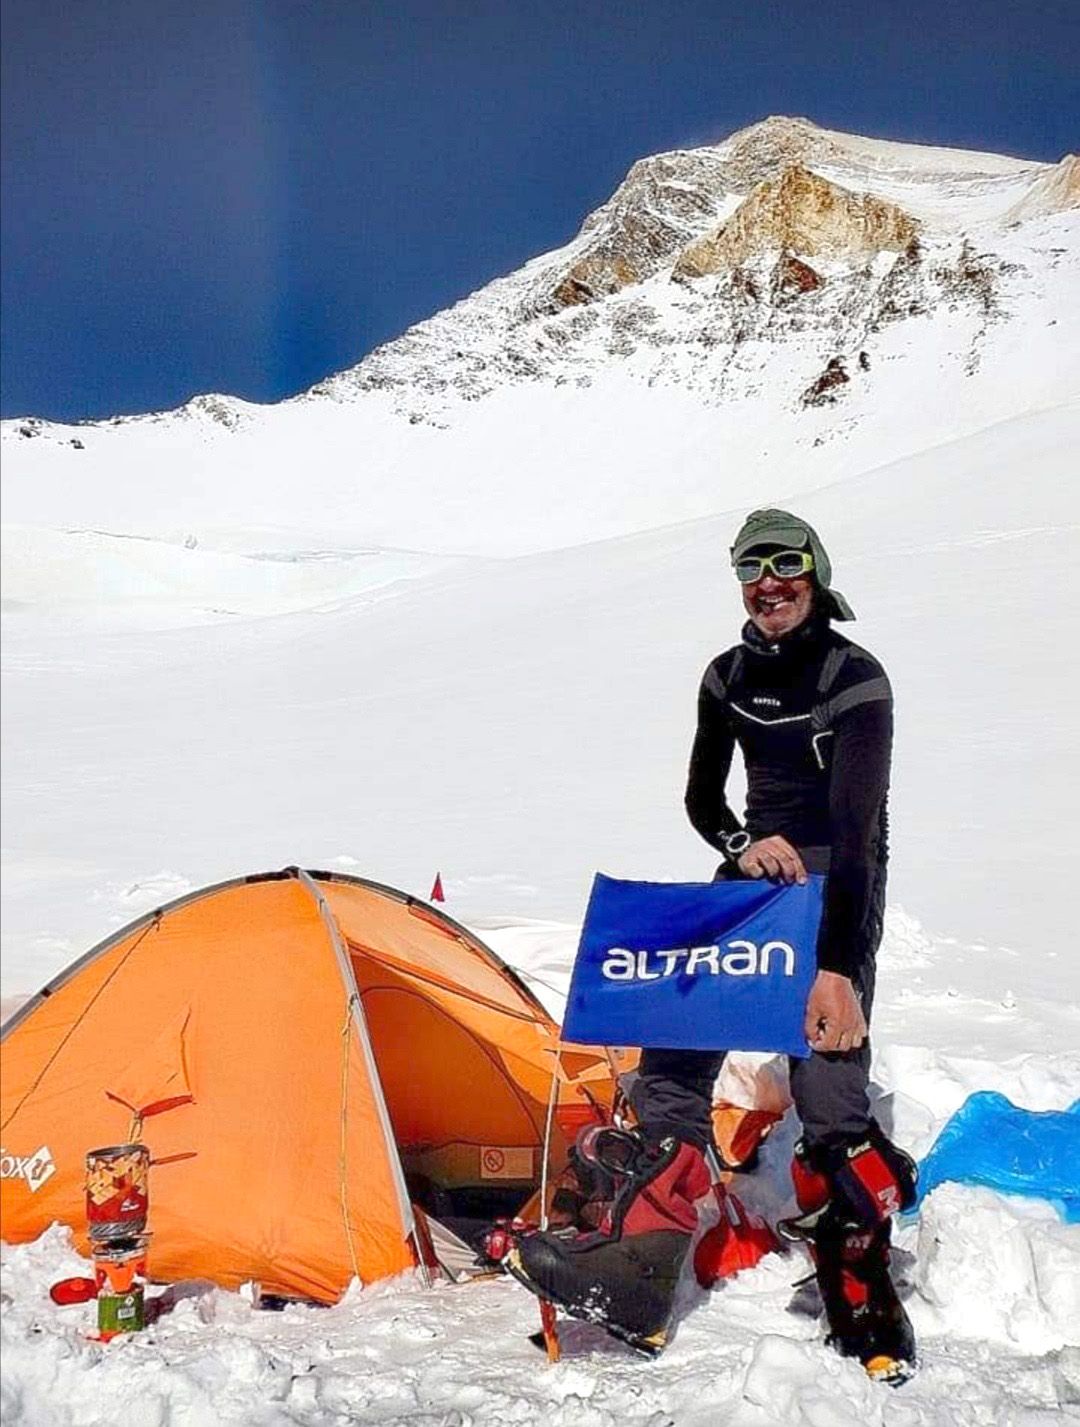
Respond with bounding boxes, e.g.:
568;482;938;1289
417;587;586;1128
561;873;824;1057
915;1092;1080;1222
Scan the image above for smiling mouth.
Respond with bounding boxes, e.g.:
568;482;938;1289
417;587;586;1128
753;593;796;614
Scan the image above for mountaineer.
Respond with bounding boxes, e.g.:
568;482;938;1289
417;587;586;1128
508;509;918;1381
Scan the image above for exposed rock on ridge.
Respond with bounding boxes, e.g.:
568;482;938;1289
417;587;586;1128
541;120;860;309
674;166;919;277
1005;155;1080;223
539;121;846;312
542;150;735;310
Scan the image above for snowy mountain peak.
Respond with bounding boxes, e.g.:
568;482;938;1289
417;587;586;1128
535;119;877;312
1;118;1076;567
534;117;1055;317
716;114;1045;181
546;155;922;308
314;117;1071;419
713;115;848;185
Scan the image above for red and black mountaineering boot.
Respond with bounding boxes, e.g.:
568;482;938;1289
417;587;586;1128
544;1123;621;1232
499;1126;710;1355
779;1124;918;1385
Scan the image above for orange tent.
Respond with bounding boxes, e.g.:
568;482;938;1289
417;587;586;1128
1;868;618;1302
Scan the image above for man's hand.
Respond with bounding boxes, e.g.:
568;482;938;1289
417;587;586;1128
737;835;808;885
804;970;867;1053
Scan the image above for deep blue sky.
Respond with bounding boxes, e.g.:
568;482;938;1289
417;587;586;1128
2;0;1077;421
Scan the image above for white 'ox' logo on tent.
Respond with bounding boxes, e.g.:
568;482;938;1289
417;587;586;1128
0;1145;57;1193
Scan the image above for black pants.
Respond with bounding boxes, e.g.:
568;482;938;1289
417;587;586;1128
629;959;875;1155
630;855;881;1156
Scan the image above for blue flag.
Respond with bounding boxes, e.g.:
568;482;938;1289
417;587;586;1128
562;873;824;1058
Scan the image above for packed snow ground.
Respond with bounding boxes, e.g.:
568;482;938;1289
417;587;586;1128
4;1197;1078;1427
3;920;1079;1427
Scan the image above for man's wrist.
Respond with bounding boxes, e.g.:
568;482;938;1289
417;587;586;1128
815;958;858;980
718;829;751;866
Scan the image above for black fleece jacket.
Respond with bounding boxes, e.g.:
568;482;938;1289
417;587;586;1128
685;616;892;978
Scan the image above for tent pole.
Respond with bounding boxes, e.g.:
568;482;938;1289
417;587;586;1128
413;1232;433;1288
538;1046;563;1231
295;868;418;1272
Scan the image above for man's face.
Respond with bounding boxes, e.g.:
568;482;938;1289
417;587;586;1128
740;549;815;640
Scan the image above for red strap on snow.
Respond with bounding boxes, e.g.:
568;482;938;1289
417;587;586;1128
49;1277;98;1306
694;1188;779;1287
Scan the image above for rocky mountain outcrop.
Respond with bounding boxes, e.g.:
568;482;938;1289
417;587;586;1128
539;120;852;313
673;165;919;278
541;149;735;311
709;115;851;190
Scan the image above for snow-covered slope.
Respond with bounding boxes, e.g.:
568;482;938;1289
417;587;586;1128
4;399;1078;988
2;117;1079;1426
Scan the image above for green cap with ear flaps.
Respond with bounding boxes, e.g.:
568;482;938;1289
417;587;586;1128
731;508;855;621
